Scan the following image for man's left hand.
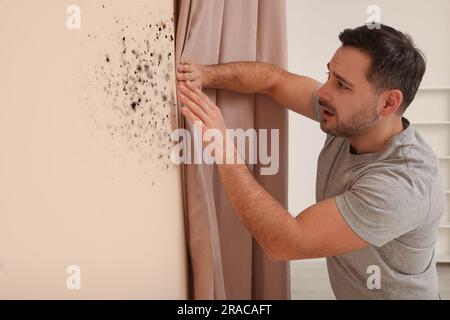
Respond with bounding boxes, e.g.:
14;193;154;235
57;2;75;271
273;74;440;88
177;80;228;139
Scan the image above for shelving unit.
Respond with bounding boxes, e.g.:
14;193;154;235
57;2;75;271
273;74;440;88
405;87;450;263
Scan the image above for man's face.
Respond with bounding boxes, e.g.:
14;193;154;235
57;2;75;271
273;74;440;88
316;46;382;137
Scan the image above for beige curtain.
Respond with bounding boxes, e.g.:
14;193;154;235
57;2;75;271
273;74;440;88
175;0;289;300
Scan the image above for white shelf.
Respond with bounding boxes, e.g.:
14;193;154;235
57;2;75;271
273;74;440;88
437;253;450;263
410;87;450;263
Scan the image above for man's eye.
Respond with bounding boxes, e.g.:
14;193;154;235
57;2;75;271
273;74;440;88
338;81;349;90
326;72;349;90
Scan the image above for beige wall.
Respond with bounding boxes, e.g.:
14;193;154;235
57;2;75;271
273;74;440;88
0;0;188;299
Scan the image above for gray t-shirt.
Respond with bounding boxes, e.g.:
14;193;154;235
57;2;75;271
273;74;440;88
311;92;445;299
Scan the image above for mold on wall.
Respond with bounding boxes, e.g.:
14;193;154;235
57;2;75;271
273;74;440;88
82;5;179;183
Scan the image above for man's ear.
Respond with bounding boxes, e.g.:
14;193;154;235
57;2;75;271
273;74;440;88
380;89;403;116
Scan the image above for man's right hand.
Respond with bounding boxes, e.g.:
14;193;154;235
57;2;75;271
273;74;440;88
176;58;205;90
176;59;320;121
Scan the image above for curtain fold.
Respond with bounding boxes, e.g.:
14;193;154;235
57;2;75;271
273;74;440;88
252;0;290;300
175;0;289;300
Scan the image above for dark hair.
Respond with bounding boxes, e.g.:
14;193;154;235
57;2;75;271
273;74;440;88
339;24;426;114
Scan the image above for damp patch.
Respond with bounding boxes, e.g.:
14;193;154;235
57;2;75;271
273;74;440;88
82;5;178;184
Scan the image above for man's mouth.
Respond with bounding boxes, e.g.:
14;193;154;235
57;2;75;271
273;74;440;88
320;106;336;118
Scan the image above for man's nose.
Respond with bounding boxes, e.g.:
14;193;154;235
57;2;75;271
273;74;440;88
316;81;332;102
316;82;330;103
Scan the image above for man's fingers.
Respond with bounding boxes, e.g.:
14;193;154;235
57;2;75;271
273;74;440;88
185;81;215;108
180;58;192;65
177;63;196;76
186;80;207;98
179;63;195;72
180;106;202;126
178;93;209;122
179;83;208;111
176;72;196;81
180;106;209;135
179;82;217;116
177;72;196;81
176;72;189;80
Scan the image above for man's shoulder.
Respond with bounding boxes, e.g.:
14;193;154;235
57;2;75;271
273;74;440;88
354;166;431;194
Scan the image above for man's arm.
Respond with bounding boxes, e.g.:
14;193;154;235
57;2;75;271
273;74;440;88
177;60;321;121
215;148;368;261
177;81;368;261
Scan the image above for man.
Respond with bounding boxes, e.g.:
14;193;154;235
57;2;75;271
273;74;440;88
176;24;445;299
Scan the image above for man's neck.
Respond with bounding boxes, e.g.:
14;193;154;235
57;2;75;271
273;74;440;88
349;117;405;155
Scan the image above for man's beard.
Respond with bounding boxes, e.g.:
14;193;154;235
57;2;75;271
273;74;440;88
320;101;380;137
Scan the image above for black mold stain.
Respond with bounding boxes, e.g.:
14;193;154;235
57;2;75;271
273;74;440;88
89;13;177;178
